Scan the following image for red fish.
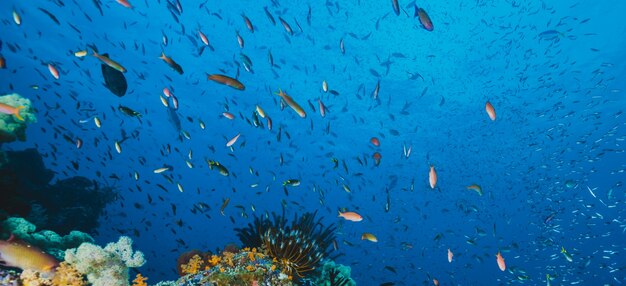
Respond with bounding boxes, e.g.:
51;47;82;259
116;0;132;8
429;165;437;189
373;152;382;166
485;101;496;121
0;234;59;276
370;137;380;147
496;251;506;271
0;55;6;69
415;5;434;31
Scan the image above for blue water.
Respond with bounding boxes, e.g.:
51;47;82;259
2;0;626;285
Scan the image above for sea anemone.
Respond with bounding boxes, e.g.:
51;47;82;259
237;210;336;279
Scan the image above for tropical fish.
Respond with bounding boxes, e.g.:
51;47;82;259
0;103;25;121
48;64;59;79
153;167;170;173
0;55;5;69
207;160;229;176
496;251;506;271
338;211;362;222
467;184;483;196
207;74;245;90
415;5;434;31
0;234;59;276
74;50;87;57
318;99;327;118
278;17;293;35
226;133;241;147
118;105;141;118
361;233;378;242
373;152;382;166
485;101;496;120
561;246;573;262
370;137;380;147
283;179;300;186
198;30;210;46
276;89;306;118
100;53;127;97
322;80;328;92
391;0;400;15
116;0;132;8
429;166;437;189
242;14;254;32
93;51;126;73
447;248;453;263
12;11;21;25
159;52;184;74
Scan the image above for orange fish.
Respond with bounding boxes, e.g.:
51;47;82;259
496;251;506;271
0;103;25;121
0;55;6;69
373;152;382;166
207;74;245;90
485;101;496;121
116;0;132;8
48;64;59;79
163;87;172;98
447;248;453;263
429;165;437;189
370;137;380;147
433;279;439;286
266;117;272;131
93;51;126;73
276;89;306;118
338;211;362;222
0;234;59;276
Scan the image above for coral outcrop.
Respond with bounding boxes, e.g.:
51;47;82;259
0;93;36;143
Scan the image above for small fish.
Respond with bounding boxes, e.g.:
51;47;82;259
116;0;132;8
159;52;184;74
0;55;5;69
76;138;83;149
561;246;573;262
48;64;59;79
496;251;506;271
93;51;126;73
370;137;380;147
276;89;306;118
467;184;483;196
242;14;254;32
114;141;121;153
12;10;21;25
94;117;102;128
278;17;293;35
222;112;235;120
322;80;328;92
220;198;230;215
74;50;88;57
0;103;25;121
153;167;169;173
361;233;378;242
415;5;434;31
447;248;453;263
226;133;241;147
318;99;327;118
429;166;437;189
256;105;266;118
485;101;496;121
283;179;301;186
198;31;210;46
236;31;244;48
207;74;245;90
372;152;382;166
338;210;362;222
207;160;229;176
118;105;141;118
391;0;400;15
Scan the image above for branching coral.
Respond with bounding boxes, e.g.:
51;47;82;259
180;254;204;275
50;262;87;286
309;261;356;286
131;273;148;286
64;236;145;286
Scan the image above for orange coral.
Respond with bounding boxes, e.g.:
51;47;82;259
208;254;221;266
180;254;204;275
132;273;148;286
51;262;87;286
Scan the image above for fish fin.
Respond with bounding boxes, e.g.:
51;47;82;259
13;106;24;121
159;52;166;60
337;211;342;217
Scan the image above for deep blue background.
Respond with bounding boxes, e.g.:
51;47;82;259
2;0;625;285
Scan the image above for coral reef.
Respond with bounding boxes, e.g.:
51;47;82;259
0;148;118;234
175;248;293;286
0;93;36;143
307;261;356;286
236;210;336;280
1;217;94;260
0;269;20;286
64;236;146;286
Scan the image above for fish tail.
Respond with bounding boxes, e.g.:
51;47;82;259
337;211;342;217
159;52;166;60
13;106;25;121
560;247;565;253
